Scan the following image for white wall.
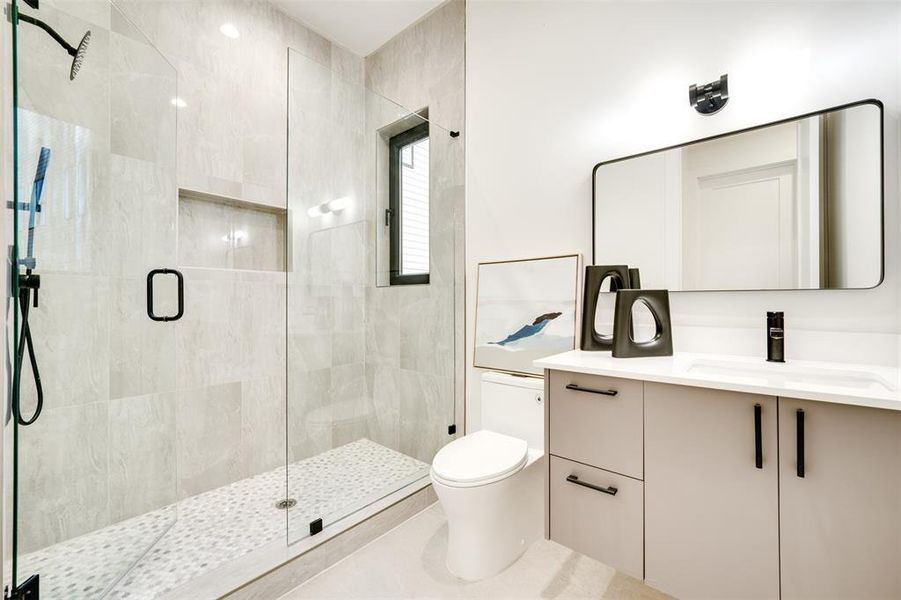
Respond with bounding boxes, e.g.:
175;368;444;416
466;1;901;430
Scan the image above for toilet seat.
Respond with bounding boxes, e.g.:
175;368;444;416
431;430;528;488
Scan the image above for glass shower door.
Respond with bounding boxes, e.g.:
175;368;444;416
285;48;459;544
6;1;179;597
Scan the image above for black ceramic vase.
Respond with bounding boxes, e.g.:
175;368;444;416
580;265;631;351
611;289;673;358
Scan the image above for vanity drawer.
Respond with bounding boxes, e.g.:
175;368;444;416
550;455;643;579
548;370;643;478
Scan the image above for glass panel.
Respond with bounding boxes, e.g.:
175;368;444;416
6;1;178;596
286;49;457;544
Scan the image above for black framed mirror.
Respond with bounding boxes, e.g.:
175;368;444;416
592;99;884;292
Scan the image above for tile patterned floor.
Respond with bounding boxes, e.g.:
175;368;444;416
12;439;428;599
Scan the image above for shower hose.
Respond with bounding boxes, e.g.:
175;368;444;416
13;271;43;426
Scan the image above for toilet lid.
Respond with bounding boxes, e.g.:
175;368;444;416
432;430;528;485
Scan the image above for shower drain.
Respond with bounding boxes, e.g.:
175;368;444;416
275;498;297;510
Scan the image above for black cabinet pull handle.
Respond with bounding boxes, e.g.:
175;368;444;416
566;474;618;496
754;403;763;469
147;268;184;322
796;408;805;478
565;383;618;397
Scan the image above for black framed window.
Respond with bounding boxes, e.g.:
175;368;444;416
388;121;430;285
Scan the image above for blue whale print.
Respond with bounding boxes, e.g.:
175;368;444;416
493;312;563;346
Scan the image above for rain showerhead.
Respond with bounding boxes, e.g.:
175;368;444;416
17;12;91;81
69;30;91;80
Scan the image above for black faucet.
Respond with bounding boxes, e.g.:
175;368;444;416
767;311;784;363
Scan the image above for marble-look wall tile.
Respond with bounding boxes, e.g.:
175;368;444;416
105;153;177;279
362;0;465;459
108;392;177;522
250;276;288;379
364;286;401;367
176;57;245;187
109;24;177;167
19;274;110;413
397;372;454;463
109;276;177;400
177;196;286;272
287;367;332;462
18;402;110;553
176;382;244;499
175;270;254;389
364;365;400;451
116;0;348;209
241;375;287;476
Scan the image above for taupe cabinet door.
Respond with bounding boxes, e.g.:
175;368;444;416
645;383;779;600
779;398;901;600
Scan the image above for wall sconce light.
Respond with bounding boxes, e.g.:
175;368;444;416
689;74;728;115
307;197;349;218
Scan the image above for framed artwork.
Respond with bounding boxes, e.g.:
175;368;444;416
474;254;581;376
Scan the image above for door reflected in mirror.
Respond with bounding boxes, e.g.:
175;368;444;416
593;100;883;291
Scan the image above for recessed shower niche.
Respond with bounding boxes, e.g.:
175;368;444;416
178;188;287;272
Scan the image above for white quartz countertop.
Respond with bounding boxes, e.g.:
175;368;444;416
535;351;901;411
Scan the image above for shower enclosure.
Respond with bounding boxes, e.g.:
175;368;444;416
4;1;460;598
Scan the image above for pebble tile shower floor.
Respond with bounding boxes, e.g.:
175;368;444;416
12;439;428;599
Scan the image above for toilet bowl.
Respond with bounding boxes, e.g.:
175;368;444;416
430;372;545;581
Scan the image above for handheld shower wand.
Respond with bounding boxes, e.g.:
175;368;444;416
11;147;49;427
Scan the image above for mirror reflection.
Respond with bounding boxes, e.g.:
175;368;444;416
593;101;883;291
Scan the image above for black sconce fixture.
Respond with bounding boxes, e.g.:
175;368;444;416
689;74;728;115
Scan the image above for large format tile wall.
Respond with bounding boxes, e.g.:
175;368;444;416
11;0;464;554
114;0;352;506
9;0;343;552
12;0;179;552
285;47;369;476
363;0;465;461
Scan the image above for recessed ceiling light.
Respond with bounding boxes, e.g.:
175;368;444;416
170;97;187;108
219;23;240;39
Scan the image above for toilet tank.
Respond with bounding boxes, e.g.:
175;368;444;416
480;372;545;451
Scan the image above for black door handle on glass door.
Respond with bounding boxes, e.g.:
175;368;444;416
147;268;184;322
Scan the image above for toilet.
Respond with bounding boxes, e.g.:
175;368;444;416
430;372;545;581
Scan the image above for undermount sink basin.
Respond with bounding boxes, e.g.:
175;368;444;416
685;357;897;394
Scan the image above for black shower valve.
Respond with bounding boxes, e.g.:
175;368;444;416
19;272;40;307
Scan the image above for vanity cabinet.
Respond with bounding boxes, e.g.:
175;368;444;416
548;370;643;478
644;383;780;600
546;371;645;579
549;455;644;579
543;361;901;600
778;398;901;600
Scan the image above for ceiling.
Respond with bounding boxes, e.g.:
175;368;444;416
273;0;445;57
